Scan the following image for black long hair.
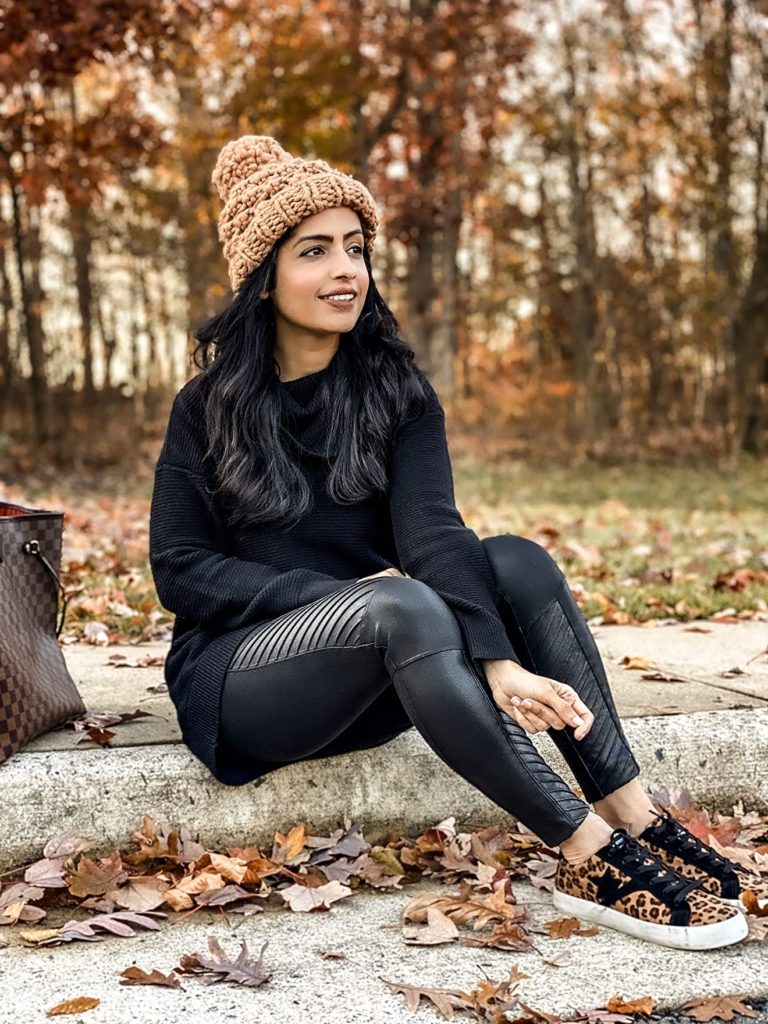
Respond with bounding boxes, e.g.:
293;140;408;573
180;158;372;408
192;234;428;531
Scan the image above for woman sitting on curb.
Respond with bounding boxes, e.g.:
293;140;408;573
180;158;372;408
150;134;759;951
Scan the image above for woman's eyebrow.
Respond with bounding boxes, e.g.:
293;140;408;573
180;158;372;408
291;229;363;248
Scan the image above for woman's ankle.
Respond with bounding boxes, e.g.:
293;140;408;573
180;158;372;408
592;781;660;838
593;803;659;838
559;812;615;866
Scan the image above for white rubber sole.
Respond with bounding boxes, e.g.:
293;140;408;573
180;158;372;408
552;889;749;950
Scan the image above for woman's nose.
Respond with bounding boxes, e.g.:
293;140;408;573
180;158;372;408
331;249;358;275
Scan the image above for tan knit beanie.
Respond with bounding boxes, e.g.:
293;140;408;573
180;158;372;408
211;134;379;294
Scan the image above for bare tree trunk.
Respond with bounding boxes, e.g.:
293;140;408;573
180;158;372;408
67;80;96;401
561;20;598;444
93;281;118;390
174;73;222;374
0;231;15;428
155;268;174;389
432;131;463;398
693;0;738;447
69;201;96;399
7;167;50;441
728;200;768;456
137;258;160;388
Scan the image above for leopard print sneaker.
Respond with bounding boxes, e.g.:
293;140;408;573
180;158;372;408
552;828;748;950
638;808;767;911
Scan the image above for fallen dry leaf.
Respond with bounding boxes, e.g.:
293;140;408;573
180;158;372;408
742;890;768;918
0;883;47;925
544;916;598;939
380;976;475;1019
278;879;352;912
107;875;170;913
24;858;68;889
460;917;532;951
176;936;271;987
745;914;768;941
33;910;166;946
621;656;656;670
66;852;127;898
402;885;525;932
682;995;758;1021
271;824;310;865
403;905;459;945
193;883;263;911
606;995;655;1015
46;997;100;1016
43;831;94;860
119;966;182;988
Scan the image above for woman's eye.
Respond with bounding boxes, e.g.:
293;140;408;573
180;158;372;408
301;245;364;257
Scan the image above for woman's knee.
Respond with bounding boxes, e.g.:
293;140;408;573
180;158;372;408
481;533;566;608
361;576;464;662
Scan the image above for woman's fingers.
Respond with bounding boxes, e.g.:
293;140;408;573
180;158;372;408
511;706;549;735
553;684;595;738
573;707;594;740
544;684;592;731
511;690;594;739
510;696;555;732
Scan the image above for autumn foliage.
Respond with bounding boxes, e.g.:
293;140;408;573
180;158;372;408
0;0;766;466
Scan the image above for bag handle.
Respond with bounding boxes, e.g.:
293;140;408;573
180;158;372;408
23;539;68;638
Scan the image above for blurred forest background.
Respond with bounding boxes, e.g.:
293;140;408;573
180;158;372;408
2;0;767;471
1;0;766;640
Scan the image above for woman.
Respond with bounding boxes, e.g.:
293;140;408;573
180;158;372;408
149;135;751;950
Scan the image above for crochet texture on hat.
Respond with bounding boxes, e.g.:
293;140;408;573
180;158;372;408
211;134;379;293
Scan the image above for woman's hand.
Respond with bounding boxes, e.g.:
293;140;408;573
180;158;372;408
481;659;593;741
356;567;407;582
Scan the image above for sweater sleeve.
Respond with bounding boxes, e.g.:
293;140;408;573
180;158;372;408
149;385;358;632
388;378;520;664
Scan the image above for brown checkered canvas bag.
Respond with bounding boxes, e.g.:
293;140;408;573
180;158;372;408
0;501;85;765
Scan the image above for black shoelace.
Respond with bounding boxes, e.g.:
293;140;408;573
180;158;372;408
646;810;740;876
606;830;705;906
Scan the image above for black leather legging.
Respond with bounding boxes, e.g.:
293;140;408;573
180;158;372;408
218;534;641;847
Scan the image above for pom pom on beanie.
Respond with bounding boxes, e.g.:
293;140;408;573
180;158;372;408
211;134;379;293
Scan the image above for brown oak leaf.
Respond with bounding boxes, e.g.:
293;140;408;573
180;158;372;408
683;995;758;1021
119;966;182;988
380;976;474;1019
176;936;271;987
66;852;127;898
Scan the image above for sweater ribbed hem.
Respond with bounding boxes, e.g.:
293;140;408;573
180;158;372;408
454;608;521;663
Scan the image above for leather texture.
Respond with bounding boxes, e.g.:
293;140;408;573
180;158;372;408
0;503;86;765
521;578;640;802
219;534;642;847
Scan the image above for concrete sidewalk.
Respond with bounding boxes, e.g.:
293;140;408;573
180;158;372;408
0;877;766;1023
0;620;767;1023
1;620;766;873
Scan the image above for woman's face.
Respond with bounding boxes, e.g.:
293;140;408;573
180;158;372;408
265;206;370;346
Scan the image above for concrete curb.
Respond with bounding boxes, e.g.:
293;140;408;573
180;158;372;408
2;708;767;872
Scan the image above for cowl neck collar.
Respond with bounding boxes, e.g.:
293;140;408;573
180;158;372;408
278;346;343;458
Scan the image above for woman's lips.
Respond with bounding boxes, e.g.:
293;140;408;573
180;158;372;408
320;295;356;309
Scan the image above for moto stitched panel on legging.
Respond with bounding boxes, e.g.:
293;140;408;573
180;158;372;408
219;579;408;763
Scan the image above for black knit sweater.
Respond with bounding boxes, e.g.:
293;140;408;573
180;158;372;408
149;348;518;784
